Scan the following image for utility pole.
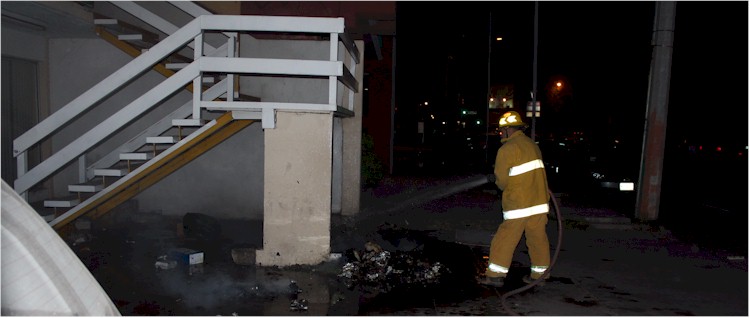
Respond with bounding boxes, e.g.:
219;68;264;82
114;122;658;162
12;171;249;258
530;1;539;142
636;1;676;221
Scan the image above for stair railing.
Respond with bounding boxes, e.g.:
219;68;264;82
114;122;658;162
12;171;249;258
85;1;233;180
13;14;360;198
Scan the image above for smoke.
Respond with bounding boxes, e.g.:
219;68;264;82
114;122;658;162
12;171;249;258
153;266;303;313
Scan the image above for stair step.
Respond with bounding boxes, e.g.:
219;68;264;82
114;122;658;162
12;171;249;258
172;119;207;127
120;152;154;161
94;168;129;177
44;198;80;208
118;34;148;41
68;184;104;193
94;18;119;26
147;136;178;144
94;16;159;44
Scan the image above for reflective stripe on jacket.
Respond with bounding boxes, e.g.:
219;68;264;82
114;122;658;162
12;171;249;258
494;130;550;220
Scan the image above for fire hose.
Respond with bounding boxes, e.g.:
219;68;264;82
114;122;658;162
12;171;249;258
354;173;563;315
497;187;563;316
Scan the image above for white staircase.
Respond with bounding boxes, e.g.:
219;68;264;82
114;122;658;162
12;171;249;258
13;1;361;231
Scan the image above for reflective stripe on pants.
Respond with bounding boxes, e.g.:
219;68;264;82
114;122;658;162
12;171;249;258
488;213;550;274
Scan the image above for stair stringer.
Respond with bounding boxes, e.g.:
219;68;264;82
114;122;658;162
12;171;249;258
50;112;254;231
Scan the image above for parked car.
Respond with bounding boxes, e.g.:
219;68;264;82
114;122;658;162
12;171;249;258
538;136;639;210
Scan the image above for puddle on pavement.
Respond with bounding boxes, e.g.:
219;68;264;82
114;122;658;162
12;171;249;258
339;223;492;314
72;217;548;315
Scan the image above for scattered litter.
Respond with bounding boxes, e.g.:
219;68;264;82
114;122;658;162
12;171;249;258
289;281;302;294
69;232;92;246
72;237;87;246
231;312;238;316
155;255;177;270
289;299;308;311
287;280;308;311
155;260;177;270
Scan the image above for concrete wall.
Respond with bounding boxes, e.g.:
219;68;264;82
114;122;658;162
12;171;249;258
240;35;329;104
341;40;365;215
134;123;264;219
47;38;190;198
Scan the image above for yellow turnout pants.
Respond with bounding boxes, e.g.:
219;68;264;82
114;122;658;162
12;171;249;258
486;213;550;278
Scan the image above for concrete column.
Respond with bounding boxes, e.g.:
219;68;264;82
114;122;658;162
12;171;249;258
256;111;333;266
340;40;364;216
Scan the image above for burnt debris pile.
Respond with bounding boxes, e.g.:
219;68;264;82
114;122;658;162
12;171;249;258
338;242;450;293
337;222;487;313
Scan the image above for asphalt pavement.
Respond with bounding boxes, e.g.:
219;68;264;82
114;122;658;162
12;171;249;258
340;174;749;316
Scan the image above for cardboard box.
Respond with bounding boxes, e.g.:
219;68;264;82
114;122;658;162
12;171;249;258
169;248;204;265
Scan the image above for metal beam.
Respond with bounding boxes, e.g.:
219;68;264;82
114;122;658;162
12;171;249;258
200;15;345;33
199;57;343;77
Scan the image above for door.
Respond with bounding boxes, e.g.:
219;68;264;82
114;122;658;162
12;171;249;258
2;56;41;186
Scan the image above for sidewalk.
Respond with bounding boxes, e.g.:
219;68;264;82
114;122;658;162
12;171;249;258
339;174;749;315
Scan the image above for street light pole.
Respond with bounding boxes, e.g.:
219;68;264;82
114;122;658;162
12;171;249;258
485;11;492;165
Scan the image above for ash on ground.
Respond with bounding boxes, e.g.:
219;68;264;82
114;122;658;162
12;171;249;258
338;242;451;293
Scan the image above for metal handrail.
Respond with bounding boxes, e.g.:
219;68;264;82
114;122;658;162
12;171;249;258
13;14;360;196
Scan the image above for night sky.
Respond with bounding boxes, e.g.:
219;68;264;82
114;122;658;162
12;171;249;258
395;1;748;152
393;1;748;232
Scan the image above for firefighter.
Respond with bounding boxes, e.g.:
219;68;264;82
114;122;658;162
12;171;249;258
479;110;551;287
